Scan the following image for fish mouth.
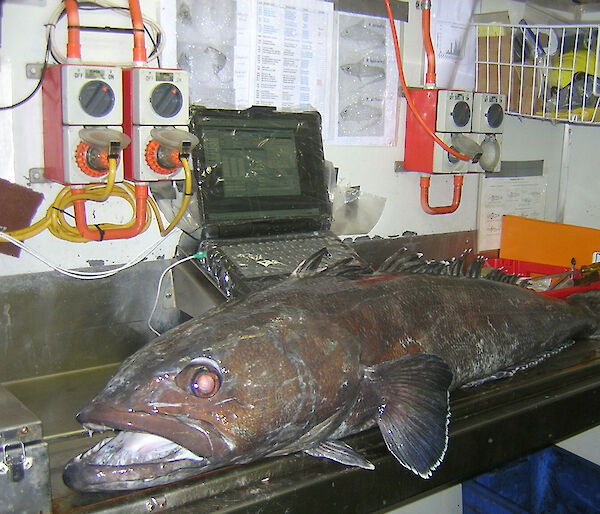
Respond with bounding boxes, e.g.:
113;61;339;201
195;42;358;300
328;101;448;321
63;431;208;492
63;404;229;492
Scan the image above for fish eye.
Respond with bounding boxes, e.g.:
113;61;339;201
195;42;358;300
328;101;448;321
191;367;221;398
175;358;222;398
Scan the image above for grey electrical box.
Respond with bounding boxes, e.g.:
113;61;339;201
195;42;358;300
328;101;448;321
0;385;51;513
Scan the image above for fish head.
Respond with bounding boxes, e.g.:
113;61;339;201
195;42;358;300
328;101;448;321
64;304;362;491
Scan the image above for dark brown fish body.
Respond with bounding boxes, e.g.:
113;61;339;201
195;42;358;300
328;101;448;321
63;269;598;492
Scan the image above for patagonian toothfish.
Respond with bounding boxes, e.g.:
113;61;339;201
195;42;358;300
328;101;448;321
63;250;600;492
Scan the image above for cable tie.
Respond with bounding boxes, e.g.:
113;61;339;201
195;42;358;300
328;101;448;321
183;192;193;196
79;25;135;35
51;206;76;220
95;225;106;241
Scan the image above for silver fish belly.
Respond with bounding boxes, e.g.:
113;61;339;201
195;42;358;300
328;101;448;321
63;267;599;492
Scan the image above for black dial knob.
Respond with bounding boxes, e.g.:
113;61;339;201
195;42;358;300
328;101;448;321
150;83;183;118
486;103;504;128
451;100;471;127
79;80;115;117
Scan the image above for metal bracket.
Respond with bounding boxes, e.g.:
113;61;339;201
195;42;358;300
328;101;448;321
29;168;50;184
25;63;44;80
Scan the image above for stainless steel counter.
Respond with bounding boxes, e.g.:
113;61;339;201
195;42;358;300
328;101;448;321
3;337;599;513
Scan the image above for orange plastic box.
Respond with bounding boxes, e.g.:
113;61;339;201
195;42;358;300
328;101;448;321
500;215;600;268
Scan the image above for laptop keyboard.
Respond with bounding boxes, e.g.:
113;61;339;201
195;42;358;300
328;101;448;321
221;233;356;278
199;232;360;297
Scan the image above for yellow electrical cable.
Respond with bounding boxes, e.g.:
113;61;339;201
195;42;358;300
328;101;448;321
158;156;193;237
51;182;149;242
88;156;117;202
7;156;192;242
8;158;146;242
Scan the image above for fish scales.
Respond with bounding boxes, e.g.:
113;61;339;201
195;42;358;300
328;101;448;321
63;267;599;491
274;273;591;380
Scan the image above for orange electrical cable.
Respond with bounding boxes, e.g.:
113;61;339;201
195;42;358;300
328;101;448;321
128;0;147;63
421;7;436;86
384;0;469;162
72;185;149;241
65;0;81;60
419;175;463;215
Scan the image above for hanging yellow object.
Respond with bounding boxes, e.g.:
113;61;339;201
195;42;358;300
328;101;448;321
548;50;597;89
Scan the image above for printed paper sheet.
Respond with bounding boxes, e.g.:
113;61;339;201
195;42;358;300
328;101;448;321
478;175;547;251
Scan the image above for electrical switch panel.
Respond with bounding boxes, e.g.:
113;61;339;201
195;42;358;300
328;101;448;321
59;65;122;125
123;67;192;182
472;93;506;134
42;64;126;185
435;90;473;133
432;133;471;174
126;68;189;126
404;89;504;174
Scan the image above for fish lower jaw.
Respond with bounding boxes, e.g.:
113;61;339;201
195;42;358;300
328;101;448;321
80;430;205;467
63;430;212;492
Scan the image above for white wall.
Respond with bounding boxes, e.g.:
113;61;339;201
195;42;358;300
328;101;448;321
0;0;178;276
560;125;600;229
0;0;481;277
1;0;599;275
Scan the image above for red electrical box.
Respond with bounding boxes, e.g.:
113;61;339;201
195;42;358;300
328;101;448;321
403;88;477;174
122;67;191;182
41;64;124;185
404;88;437;172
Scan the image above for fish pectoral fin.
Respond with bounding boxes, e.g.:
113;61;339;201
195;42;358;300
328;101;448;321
366;354;453;478
304;440;374;470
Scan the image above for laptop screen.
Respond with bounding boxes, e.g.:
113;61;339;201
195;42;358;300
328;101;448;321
190;107;331;235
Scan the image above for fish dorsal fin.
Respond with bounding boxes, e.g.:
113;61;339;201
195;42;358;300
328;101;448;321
378;248;523;284
377;247;423;273
292;247;373;279
304;440;375;470
378;248;464;276
291;247;331;277
365;354;452;478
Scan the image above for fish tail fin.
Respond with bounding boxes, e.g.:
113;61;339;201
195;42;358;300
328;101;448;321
567;290;600;334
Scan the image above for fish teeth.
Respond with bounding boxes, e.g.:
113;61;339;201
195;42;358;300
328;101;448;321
82;422;111;432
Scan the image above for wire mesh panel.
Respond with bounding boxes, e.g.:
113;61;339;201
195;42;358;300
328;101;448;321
475;23;600;124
